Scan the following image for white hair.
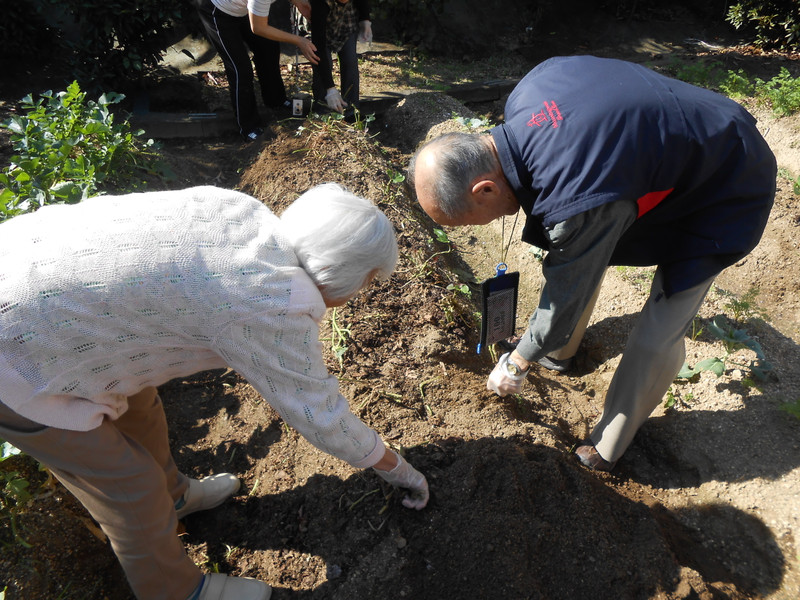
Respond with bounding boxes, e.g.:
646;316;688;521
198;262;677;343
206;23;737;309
280;183;398;302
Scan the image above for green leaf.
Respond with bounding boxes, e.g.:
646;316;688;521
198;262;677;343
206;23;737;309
677;362;696;379
696;357;726;377
1;441;21;461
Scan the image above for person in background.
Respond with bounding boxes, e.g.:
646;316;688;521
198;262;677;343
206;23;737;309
409;55;776;473
194;0;319;140
0;184;429;600
309;0;372;117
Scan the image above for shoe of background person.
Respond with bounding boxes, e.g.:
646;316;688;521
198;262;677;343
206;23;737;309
175;473;241;520
243;127;264;142
268;100;294;119
575;442;616;472
195;573;271;600
537;355;574;373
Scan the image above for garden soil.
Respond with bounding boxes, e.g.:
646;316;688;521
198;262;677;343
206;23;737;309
1;5;799;600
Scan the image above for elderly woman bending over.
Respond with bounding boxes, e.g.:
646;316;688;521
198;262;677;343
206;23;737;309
0;184;428;600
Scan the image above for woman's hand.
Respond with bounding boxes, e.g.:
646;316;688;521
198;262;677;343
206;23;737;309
296;36;319;65
372;449;429;510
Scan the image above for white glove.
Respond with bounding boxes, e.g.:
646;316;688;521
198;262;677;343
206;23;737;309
324;87;348;113
486;352;529;397
373;450;429;510
358;20;373;43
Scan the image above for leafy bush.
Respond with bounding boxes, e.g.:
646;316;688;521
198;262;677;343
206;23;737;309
677;315;774;382
670;59;800;117
0;1;55;58
1;441;32;547
754;67;800;116
718;69;756;98
0;81;167;222
726;1;799;51
37;0;189;89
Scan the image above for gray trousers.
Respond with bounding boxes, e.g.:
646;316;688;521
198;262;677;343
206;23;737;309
557;268;714;463
0;388;201;600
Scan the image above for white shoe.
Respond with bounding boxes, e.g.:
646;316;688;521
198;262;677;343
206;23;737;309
196;573;271;600
175;473;241;520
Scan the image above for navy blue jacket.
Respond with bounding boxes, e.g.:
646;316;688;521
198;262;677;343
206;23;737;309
491;56;776;296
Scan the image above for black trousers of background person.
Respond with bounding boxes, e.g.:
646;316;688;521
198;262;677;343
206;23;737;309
194;0;288;135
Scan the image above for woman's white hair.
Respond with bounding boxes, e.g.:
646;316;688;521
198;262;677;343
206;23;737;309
280;183;398;302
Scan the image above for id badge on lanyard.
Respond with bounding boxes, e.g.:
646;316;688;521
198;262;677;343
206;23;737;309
477;262;519;354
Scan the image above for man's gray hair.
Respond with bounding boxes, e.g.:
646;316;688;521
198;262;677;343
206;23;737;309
281;183;398;301
408;132;497;218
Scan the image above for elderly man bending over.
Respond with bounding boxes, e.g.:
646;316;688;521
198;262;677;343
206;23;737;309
409;56;775;473
0;184;428;600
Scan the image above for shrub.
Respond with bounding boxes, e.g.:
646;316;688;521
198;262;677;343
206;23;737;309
39;0;189;90
726;1;800;51
0;1;55;58
0;81;167;222
754;67;800;116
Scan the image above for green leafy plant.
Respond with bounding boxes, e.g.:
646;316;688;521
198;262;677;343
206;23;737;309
1;441;32;548
383;168;406;203
719;286;767;323
754;67;800;116
689;318;704;341
442;282;474;326
677;315;773;382
668;59;800;117
718;69;756;98
664;387;695;410
727;1;799;51
452;114;492;130
0;81;165;222
328;308;352;368
672;60;725;88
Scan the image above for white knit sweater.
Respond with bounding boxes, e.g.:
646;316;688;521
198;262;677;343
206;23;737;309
0;186;382;468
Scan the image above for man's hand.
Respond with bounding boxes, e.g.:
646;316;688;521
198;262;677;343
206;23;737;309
373;449;429;509
486;352;529;396
325;88;348;112
358;20;373;43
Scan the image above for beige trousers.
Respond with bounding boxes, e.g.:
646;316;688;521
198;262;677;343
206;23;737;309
0;387;202;600
555;268;714;463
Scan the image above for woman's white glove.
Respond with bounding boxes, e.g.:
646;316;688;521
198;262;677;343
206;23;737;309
486;352;529;396
358;20;373;43
325;87;348;112
373;449;429;510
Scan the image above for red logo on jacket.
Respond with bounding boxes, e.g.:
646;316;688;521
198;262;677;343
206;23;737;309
527;101;562;128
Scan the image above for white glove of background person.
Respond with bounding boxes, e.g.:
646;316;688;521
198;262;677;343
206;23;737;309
373;450;429;510
486;352;529;396
325;87;347;112
358;20;373;43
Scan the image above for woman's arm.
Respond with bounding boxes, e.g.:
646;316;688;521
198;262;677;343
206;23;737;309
249;12;319;64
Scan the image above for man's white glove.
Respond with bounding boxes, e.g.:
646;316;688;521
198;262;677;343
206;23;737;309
373;449;429;510
325;87;347;112
358;20;373;43
486;352;529;396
